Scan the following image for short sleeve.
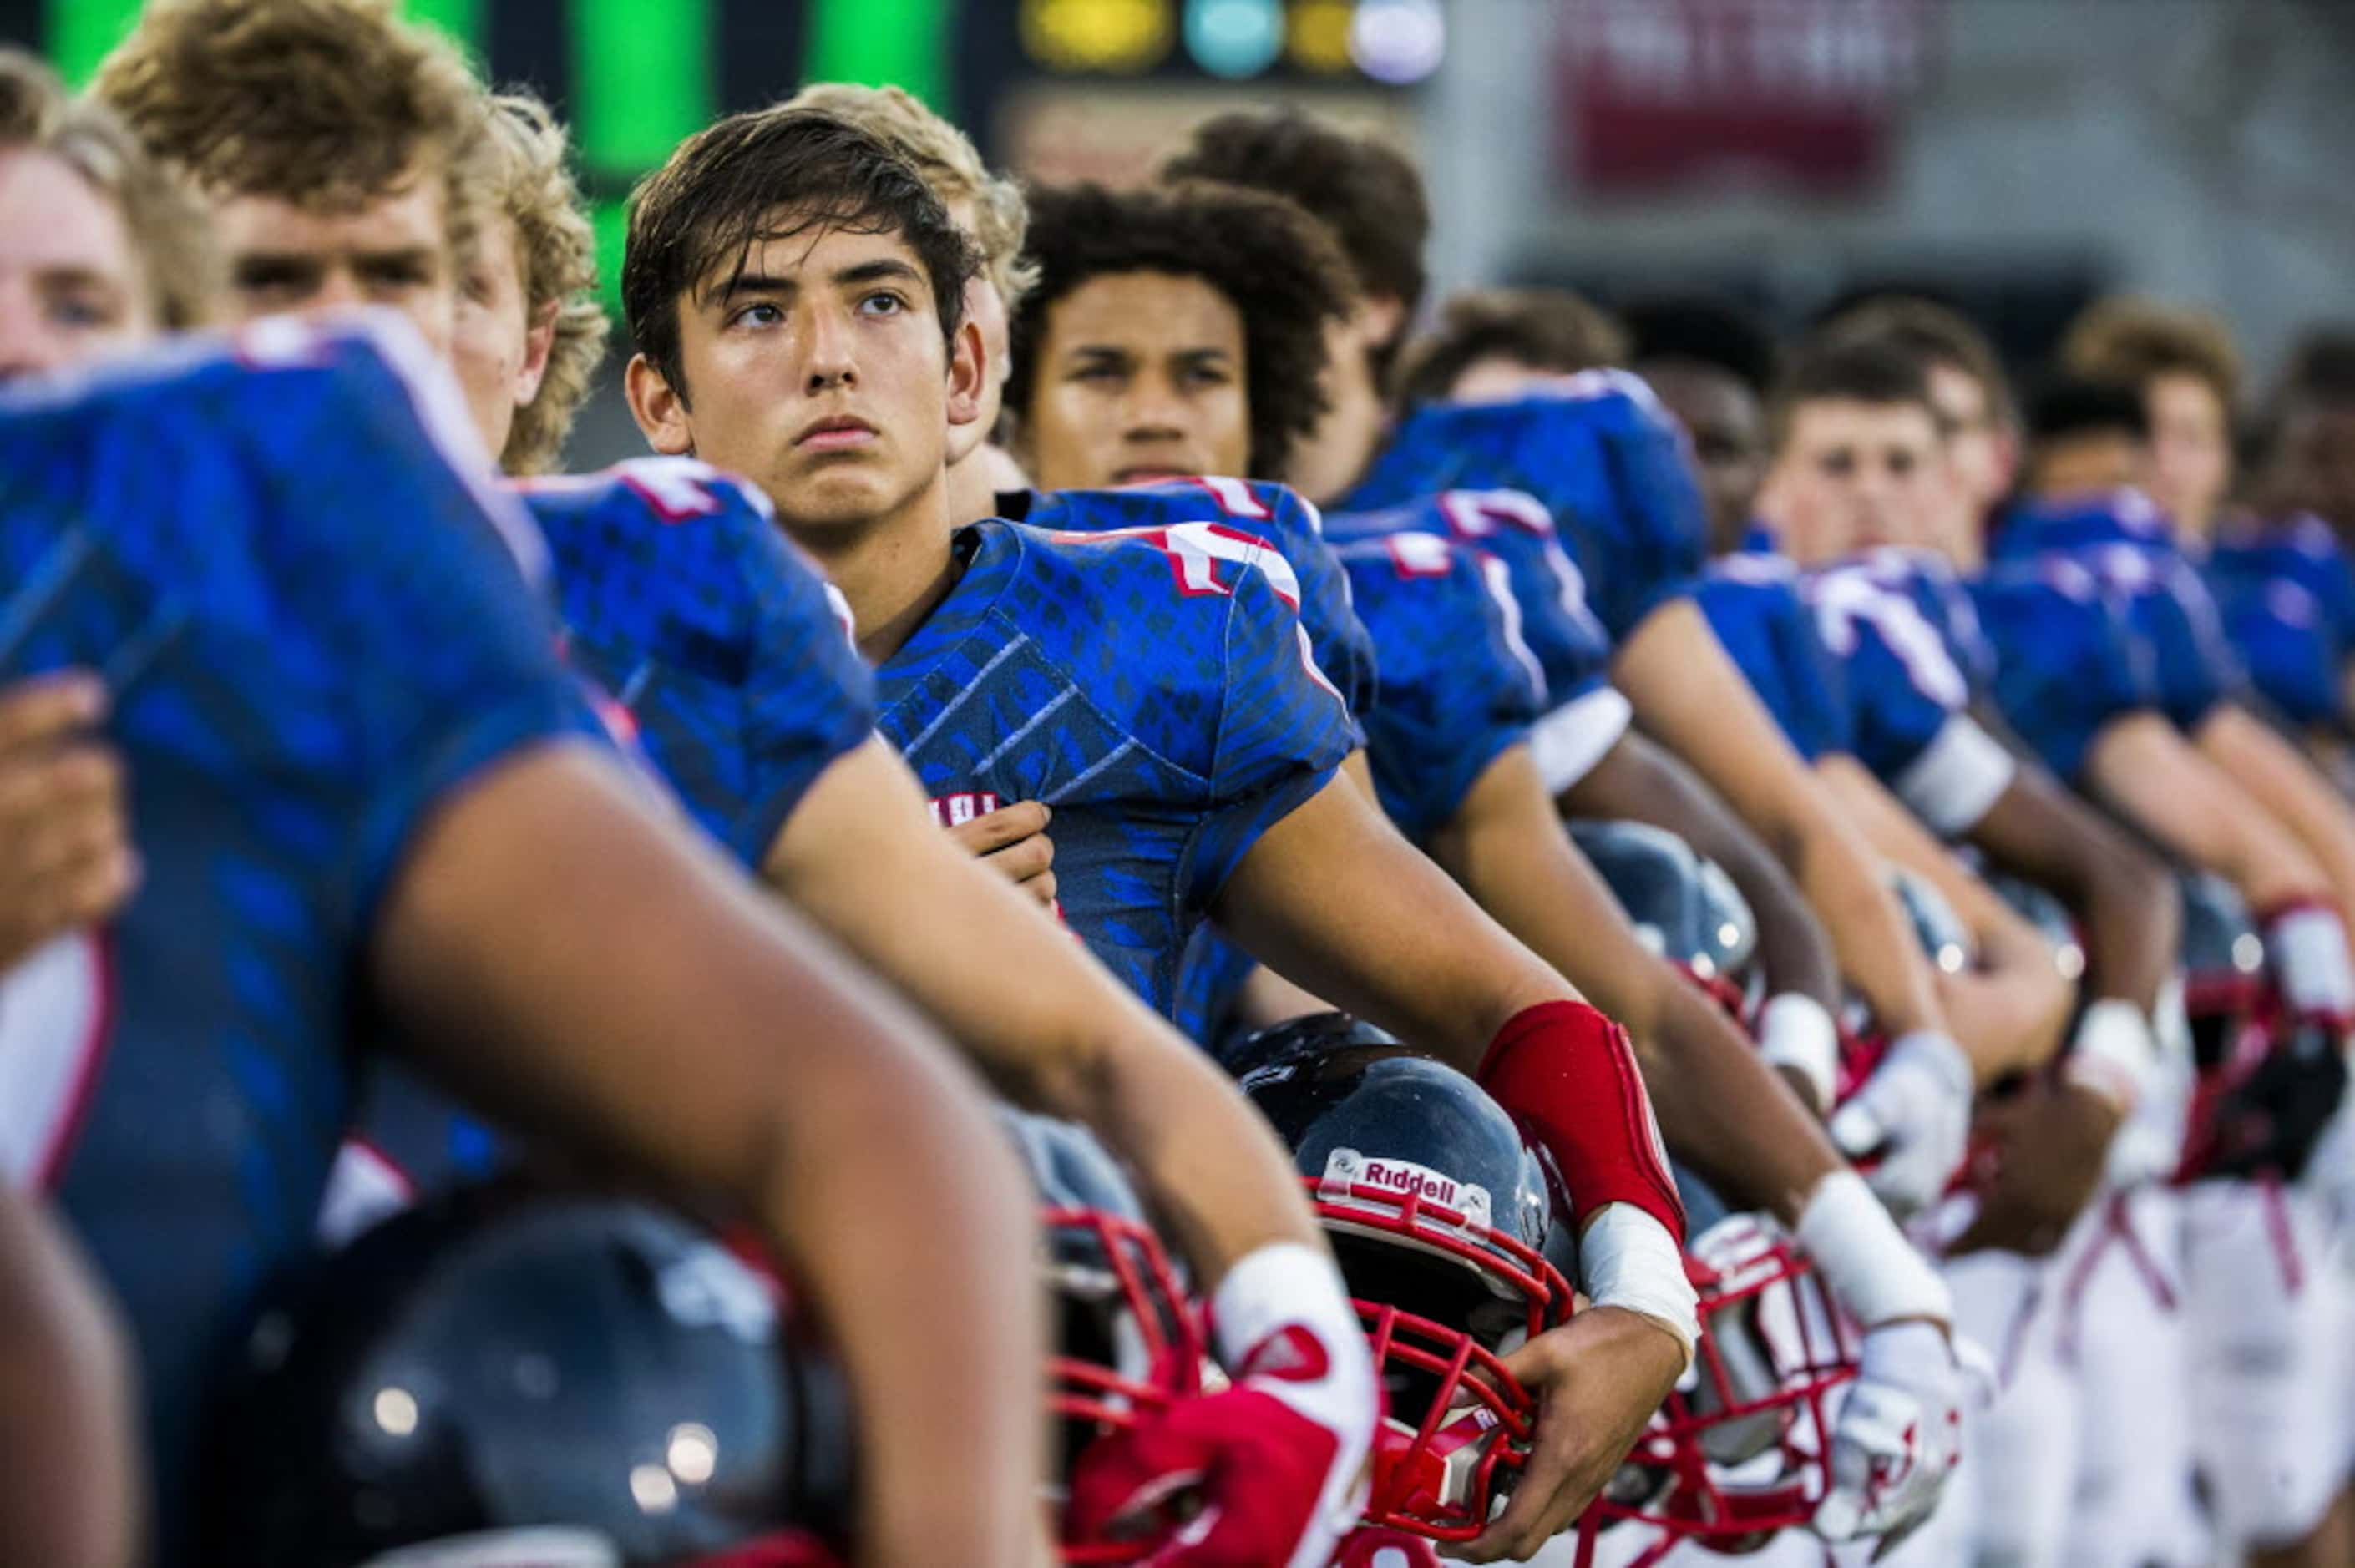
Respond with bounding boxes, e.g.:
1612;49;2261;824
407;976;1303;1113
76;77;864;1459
1694;573;1850;761
1341;535;1544;845
1973;568;2151;783
1582;387;1709;642
1806;569;1971;781
1188;547;1355;900
726;519;877;861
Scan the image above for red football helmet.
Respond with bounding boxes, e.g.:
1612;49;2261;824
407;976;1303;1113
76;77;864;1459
1000;1110;1205;1565
1578;1212;1860;1565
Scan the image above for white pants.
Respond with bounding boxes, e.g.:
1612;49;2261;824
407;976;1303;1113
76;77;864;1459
2180;1178;2353;1552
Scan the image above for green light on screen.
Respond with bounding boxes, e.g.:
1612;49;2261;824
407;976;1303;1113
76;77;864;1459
572;0;715;172
808;0;950;105
45;0;142;84
403;0;487;58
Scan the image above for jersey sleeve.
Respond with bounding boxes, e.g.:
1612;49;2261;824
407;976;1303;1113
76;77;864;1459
1541;382;1709;644
1258;484;1378;739
1342;535;1545;845
1971;565;2152;784
241;335;610;927
725;505;877;861
2144;556;2246;728
1187;542;1356;901
1694;572;1851;762
2221;578;2342;727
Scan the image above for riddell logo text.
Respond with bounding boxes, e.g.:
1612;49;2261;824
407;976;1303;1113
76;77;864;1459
929;792;1001;827
1360;1161;1463;1209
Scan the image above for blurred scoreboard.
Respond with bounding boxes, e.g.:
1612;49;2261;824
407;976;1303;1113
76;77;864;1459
0;0;1436;296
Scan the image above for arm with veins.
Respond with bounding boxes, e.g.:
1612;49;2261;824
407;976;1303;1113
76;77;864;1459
1612;599;1951;1039
1814;754;2074;1082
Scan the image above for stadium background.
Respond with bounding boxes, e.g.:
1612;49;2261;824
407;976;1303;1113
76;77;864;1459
5;0;2351;470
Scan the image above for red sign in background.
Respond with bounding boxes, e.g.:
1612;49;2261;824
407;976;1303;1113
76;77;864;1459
1557;0;1940;196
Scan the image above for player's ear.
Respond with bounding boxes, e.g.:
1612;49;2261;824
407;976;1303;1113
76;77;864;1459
513;299;560;411
626;352;695;457
945;314;985;433
1357;293;1407;355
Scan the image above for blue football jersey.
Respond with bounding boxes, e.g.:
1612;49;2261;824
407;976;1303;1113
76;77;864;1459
1326;489;1631;795
1992;492;2246;730
521;458;876;865
0;321;603;1557
337;458;882;1247
1335;531;1546;844
1969;555;2158;781
1007;477;1376;741
2206;514;2355;727
1694;549;1851;762
1803;561;1978;782
1339;371;1709;645
1841;545;1998;699
874;519;1353;1016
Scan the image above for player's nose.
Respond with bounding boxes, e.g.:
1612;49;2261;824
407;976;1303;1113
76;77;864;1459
802;301;858;392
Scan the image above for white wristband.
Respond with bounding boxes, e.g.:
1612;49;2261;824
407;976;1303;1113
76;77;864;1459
1795;1170;1952;1328
2063;999;2157;1114
2266;905;2355;1019
1578;1203;1699;1372
1210;1240;1365;1373
1759;993;1840;1113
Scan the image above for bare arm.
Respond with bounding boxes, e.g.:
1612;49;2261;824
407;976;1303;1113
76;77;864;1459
371;741;1047;1568
767;737;1324;1288
2084;712;2327;910
1815;756;2072;1081
1612;601;1948;1037
1562;729;1841;1009
1962;764;2178;1014
1431;745;1839;1223
1208;771;1568;1067
2198;703;2355;943
0;1191;139;1568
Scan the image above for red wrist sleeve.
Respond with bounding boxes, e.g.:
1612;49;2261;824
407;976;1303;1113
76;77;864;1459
1476;999;1686;1242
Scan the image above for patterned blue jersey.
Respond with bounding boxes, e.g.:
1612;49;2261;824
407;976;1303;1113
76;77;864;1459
1326;489;1631;795
874;520;1352;1016
1969;554;2157;781
339;458;879;1243
1694;549;1851;762
0;322;601;1558
1007;477;1375;742
1842;545;1998;699
522;458;875;864
1991;491;2246;730
1335;532;1546;844
1339;371;1709;645
2206;515;2355;727
1804;561;1979;783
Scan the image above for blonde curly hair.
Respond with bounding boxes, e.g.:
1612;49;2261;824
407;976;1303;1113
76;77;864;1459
782;83;1036;312
482;91;607;475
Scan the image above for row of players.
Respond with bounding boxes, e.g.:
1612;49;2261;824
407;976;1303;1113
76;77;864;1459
3;1;2352;1563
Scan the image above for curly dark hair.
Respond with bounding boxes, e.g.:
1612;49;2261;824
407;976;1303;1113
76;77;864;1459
1008;180;1356;483
1162;109;1427;382
623;105;979;405
1392;287;1628;406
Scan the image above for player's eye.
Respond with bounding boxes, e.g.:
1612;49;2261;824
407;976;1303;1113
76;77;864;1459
1180;362;1232;388
233;260;318;302
1068;361;1124;383
727;301;783;330
362;258;434;292
44;284;124;331
1821;450;1856;477
856;291;907;316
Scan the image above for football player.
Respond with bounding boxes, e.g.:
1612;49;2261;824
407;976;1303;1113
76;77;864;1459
1001;174;1966;1552
620;104;1697;1563
1164;111;1975;1188
68;9;1052;1562
2060;296;2241;541
108;15;1386;1555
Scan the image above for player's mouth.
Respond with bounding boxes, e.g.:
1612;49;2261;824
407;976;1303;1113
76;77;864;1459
1113;465;1196;485
795;415;879;452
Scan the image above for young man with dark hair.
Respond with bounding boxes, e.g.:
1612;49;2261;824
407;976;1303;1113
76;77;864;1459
73;8;1056;1560
622;102;1700;1565
1165;110;1984;1234
1620;292;1781;548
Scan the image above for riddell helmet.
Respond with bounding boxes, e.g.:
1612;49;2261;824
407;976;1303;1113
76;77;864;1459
996;1109;1203;1562
1223;1014;1574;1544
1570;818;1759;1014
200;1183;852;1567
1890;868;1973;978
2178;871;2268;1064
1582;1205;1859;1563
1984;871;2087;984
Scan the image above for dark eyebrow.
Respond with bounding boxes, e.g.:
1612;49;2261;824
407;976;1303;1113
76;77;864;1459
834;258;924;289
1169;346;1234;367
710;271;796;304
